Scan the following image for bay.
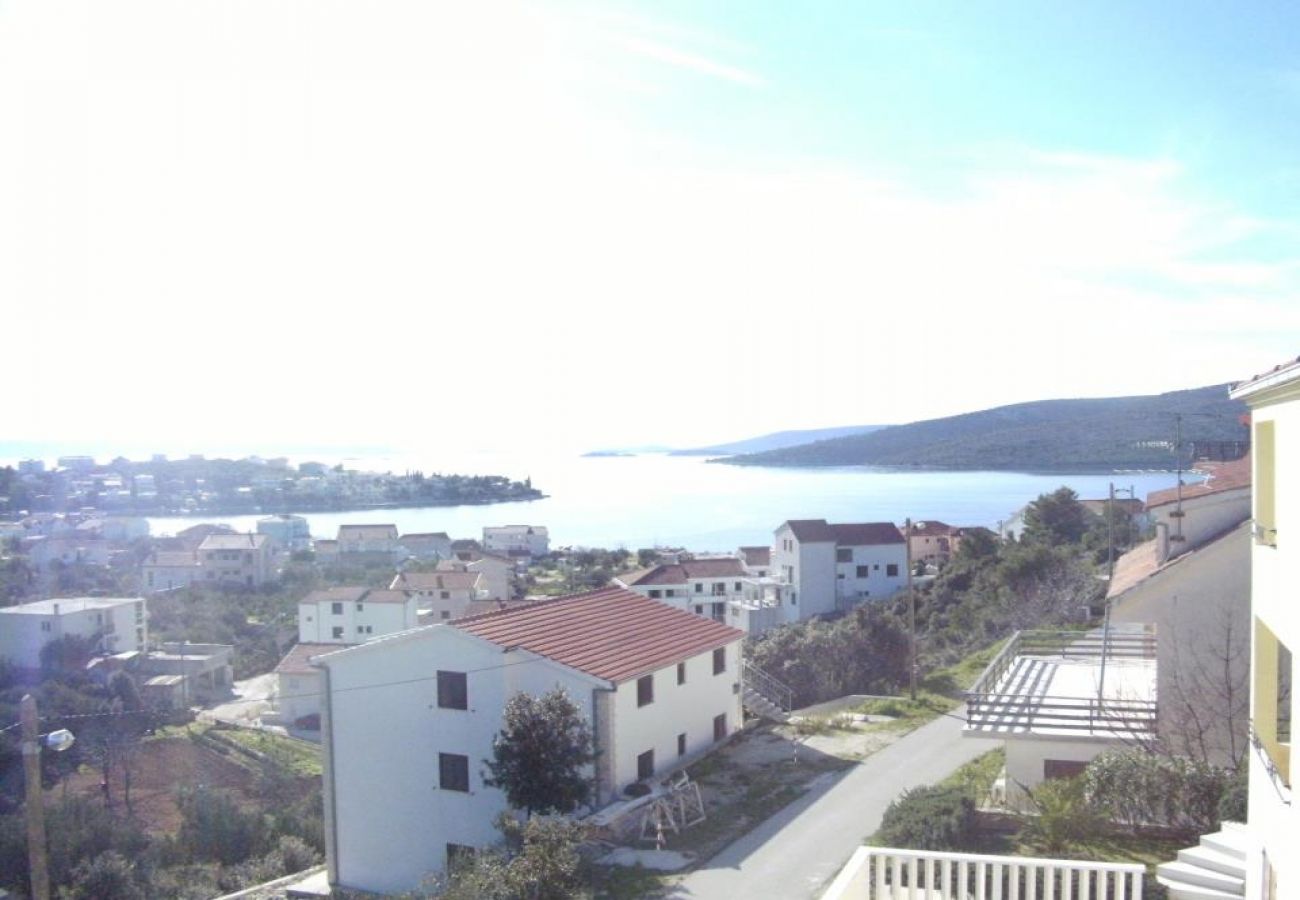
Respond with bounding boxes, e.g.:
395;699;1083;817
144;451;1187;552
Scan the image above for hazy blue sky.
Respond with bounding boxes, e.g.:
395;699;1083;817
3;1;1296;455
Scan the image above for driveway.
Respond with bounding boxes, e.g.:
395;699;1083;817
669;708;999;899
199;672;277;727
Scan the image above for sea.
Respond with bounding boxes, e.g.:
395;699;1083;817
132;450;1188;552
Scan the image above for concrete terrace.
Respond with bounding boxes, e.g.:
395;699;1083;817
965;629;1157;740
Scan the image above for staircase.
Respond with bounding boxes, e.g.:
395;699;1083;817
1157;823;1251;899
741;660;793;723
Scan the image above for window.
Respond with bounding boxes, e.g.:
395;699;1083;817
331;626;344;639
836;548;852;563
41;621;52;632
734;582;741;592
438;670;468;709
439;753;469;792
331;602;343;615
713;648;726;675
856;565;869;578
356;626;365;634
714;713;728;742
637;674;654;707
356;602;364;612
440;590;450;600
677;662;686;685
665;589;675;597
648;589;662;599
886;564;899;577
695;583;703;593
677;733;687;757
837;573;845;580
694;605;704;615
637;749;655;780
440;610;450;620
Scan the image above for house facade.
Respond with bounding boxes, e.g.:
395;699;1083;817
196;533;271;587
389;570;485;621
257;514;312;552
482;524;549;558
316;586;744;894
616;557;750;622
397;532;452;561
904;520;964;566
141;549;203;593
0;596;147;669
773;520;907;619
1145;454;1252;562
337;524;400;557
297;587;420;644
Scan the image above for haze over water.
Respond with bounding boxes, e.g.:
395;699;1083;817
142;452;1186;552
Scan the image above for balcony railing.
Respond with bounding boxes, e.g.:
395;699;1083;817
822;846;1145;900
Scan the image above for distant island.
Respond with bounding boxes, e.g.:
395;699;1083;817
0;455;543;517
715;384;1248;471
669;424;889;457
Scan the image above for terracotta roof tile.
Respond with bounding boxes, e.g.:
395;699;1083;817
1146;453;1251;509
198;533;268;551
275;642;355;676
829;523;905;545
392;571;481;591
455;587;743;683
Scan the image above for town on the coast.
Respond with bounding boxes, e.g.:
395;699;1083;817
0;362;1296;900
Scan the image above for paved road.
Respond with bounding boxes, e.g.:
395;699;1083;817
669;709;999;900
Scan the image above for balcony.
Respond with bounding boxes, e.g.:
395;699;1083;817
965;629;1157;740
823;846;1145;900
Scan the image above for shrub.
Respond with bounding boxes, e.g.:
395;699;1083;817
1020;777;1104;854
1083;749;1231;833
877;784;977;851
1217;765;1248;823
61;850;147;900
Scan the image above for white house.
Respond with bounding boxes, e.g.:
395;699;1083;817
389;570;485;621
297;587;420;644
772;519;908;619
141;549;203;593
337;523;400;558
197;532;272;587
0;596;148;670
397;532;452;562
616;557;750;623
316;586;744;894
482;524;549;559
1145;454;1251;562
1155;359;1300;900
273;641;351;730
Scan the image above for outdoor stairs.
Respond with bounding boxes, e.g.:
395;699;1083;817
1157;822;1250;900
741;660;793;724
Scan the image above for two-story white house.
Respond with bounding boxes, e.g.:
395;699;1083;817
297;586;421;644
0;596;148;670
397;532;453;562
315;586;744;894
773;520;908;619
197;532;272;587
389;570;486;621
141;549;203;593
256;514;312;552
337;523;400;558
482;524;549;559
616;557;750;622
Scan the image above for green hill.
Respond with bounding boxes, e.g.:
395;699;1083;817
717;385;1247;471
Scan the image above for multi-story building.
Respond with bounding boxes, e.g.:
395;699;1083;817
337;523;399;558
388;570;485;621
0;596;147;670
196;532;271;587
773;520;907;618
141;549;203;593
903;520;965;566
396;532;452;562
314;586;744;894
616;557;751;623
257;514;312;552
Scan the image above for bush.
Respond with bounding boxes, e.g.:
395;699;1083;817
1083;749;1231;833
877;785;977;851
1217;766;1248;823
60;850;147;900
1021;777;1104;854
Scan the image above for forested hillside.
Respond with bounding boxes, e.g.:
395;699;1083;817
719;384;1246;470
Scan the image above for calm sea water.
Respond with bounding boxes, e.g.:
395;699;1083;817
142;452;1186;552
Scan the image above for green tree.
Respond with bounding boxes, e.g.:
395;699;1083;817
1022;487;1089;547
59;850;147;900
484;689;594;816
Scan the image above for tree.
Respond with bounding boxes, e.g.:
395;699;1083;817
1022;487;1089;547
484;689;594;817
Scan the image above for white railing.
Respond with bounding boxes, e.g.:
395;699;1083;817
822;846;1144;900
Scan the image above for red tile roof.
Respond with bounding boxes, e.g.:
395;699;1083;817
275;642;355;676
1146;453;1251;509
301;586;369;606
620;558;747;586
739;546;771;566
782;519;836;542
392;571;481;591
455;586;743;683
906;520;956;537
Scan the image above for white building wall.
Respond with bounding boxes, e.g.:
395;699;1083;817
298;598;418;644
796;540;838;618
277;669;323;725
1243;394;1298;900
1151;487;1251;558
323;628;596;895
605;641;743;793
0;599;146;669
834;543;907;603
1003;736;1122;810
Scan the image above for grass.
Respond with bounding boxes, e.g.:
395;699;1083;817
211;727;323;777
939;747;1005;801
588;863;669;899
921;637;1010;698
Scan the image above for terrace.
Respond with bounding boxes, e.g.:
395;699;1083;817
965;629;1157;741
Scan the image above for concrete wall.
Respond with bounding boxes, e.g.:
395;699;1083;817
833;543;908;603
299;597;419;643
0;598;145;668
1110;524;1250;766
1004;736;1120;810
796;540;838;618
1151;486;1250;561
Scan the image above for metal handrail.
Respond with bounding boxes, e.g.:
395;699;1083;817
742;659;793;712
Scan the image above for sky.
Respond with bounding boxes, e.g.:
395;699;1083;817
2;1;1298;457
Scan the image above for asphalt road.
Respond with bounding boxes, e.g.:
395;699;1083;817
669;708;999;899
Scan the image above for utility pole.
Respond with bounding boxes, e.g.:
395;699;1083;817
905;518;917;701
1172;413;1186;546
1098;483;1135;705
22;694;51;900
